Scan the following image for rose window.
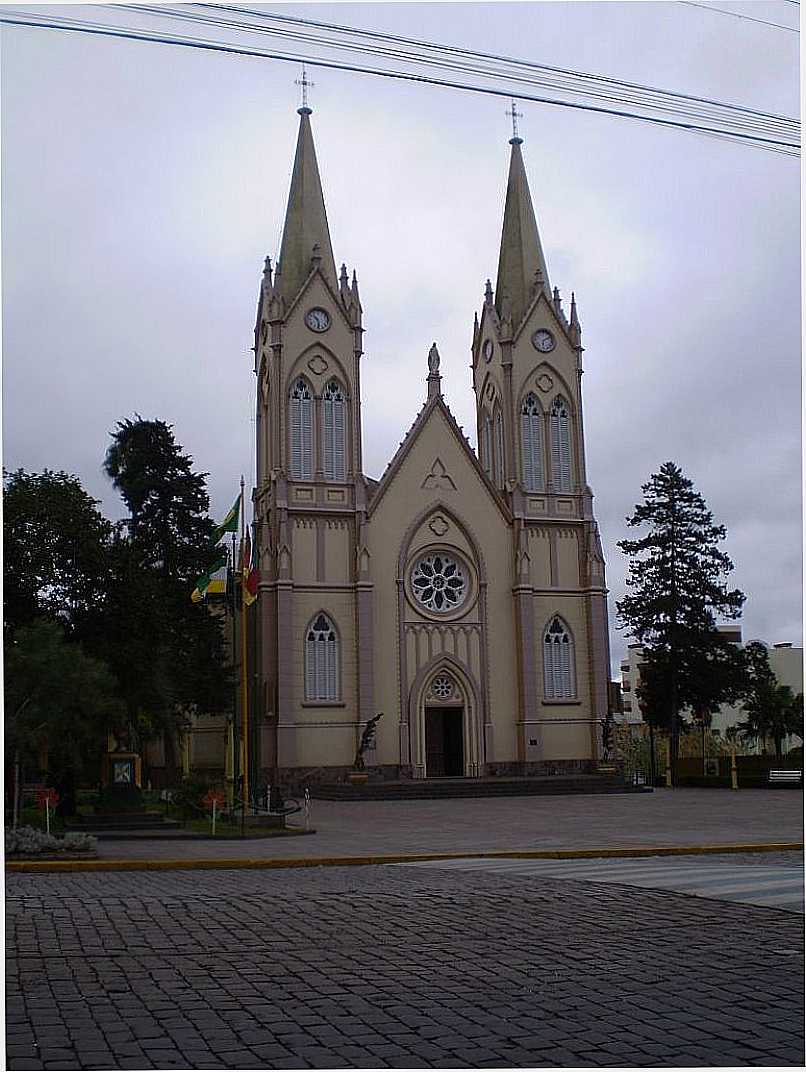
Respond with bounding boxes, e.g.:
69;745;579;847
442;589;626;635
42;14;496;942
411;553;466;613
431;674;454;699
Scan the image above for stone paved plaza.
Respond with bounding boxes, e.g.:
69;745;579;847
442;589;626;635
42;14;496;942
6;857;805;1069
87;788;804;862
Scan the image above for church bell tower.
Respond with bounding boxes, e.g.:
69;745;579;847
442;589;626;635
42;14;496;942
251;96;374;778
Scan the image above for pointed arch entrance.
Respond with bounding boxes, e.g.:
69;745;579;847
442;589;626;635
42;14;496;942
408;656;483;779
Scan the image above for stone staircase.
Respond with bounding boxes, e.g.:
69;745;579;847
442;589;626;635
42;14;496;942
310;773;649;801
64;812;181;833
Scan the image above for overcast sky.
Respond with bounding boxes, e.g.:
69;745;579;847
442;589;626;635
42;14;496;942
2;1;801;666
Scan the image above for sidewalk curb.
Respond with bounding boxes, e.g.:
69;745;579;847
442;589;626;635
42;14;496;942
6;842;803;874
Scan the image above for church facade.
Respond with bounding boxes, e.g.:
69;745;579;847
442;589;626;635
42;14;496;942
251;104;611;786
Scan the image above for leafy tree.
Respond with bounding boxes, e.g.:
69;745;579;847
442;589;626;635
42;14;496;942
737;642;804;759
3;469;112;638
97;417;231;762
617;462;745;783
5;620;125;812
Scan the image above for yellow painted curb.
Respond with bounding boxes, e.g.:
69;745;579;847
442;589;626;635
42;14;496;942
6;842;803;874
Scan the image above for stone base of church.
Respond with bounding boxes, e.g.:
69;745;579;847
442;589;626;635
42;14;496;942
267;764;415;795
486;759;597;778
269;759;606;795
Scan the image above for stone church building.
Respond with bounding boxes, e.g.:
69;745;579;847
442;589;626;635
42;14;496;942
248;103;611;786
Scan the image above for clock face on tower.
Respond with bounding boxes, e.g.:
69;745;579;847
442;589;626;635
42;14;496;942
531;329;555;353
305;307;331;332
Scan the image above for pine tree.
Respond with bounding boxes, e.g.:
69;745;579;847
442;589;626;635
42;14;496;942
98;417;231;763
617;462;745;783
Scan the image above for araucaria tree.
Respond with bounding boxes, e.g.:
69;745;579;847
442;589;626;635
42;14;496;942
617;462;745;783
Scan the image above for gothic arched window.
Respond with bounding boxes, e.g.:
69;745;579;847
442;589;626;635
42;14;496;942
550;396;572;492
322;380;347;481
305;613;339;701
543;616;576;700
494;409;505;489
520;393;545;491
289;378;313;480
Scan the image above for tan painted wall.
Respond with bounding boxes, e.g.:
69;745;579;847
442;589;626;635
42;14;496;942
368;402;518;770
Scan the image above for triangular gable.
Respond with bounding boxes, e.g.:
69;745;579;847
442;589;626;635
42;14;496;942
367;394;512;522
511;286;574;349
283;264;355;333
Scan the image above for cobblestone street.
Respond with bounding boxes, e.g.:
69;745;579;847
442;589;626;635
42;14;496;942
6;861;804;1069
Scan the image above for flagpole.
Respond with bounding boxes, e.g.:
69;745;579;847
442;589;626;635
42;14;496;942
229;530;238;809
240;474;249;813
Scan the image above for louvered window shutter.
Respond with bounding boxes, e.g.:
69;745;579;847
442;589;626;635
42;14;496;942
333;400;346;480
494;412;505;488
550;398;572;492
543;618;575;700
521;395;544;492
483;416;493;476
323;398;334;479
301;396;313;479
323;382;346;481
304;614;340;701
305;632;316;699
290;380;313;480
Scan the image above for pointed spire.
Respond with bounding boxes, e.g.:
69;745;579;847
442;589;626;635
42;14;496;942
427;342;442;399
339;262;352;307
553;286;562;317
494;135;551;330
569;291;582;346
275;108;338;305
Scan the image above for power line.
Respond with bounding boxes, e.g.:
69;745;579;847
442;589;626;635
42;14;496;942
196;2;798;130
126;2;797;142
678;1;799;32
2;8;799;156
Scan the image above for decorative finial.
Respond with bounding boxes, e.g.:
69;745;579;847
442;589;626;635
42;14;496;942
428;343;440;374
507;99;523;145
484;278;494;303
263;255;272;277
311;242;322;269
296;63;314;115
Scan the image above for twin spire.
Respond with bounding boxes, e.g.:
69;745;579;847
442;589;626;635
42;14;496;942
275;106;338;305
494;134;551;330
273;101;554;338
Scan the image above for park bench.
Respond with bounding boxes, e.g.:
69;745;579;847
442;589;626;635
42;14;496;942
767;769;803;787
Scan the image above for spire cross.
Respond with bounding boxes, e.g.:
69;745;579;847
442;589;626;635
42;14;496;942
507;99;523;141
295;63;314;111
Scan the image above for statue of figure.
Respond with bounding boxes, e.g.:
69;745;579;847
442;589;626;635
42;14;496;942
600;711;614;763
353;713;384;771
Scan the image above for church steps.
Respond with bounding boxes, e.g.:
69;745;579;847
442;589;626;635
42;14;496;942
309;775;649;801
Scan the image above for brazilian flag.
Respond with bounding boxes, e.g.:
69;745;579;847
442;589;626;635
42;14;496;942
191;553;228;603
212;493;241;545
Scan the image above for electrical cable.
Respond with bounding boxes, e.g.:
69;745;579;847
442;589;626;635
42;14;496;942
194;3;798;131
122;2;797;140
2;8;799;155
678;1;799;32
